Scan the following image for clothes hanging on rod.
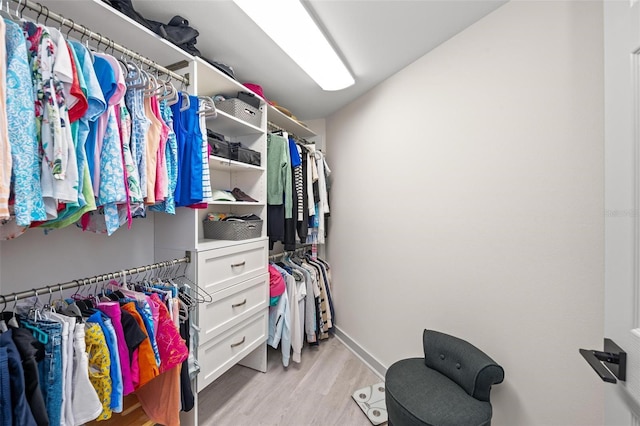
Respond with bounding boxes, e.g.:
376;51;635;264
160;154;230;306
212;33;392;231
0;256;206;426
303;143;331;247
266;131;331;251
9;0;189;86
0;3;211;240
267;249;334;367
267;121;306;143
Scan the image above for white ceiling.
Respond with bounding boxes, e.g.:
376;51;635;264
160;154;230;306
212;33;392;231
132;1;506;120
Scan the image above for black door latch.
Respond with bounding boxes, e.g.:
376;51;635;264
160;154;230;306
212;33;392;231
580;338;626;383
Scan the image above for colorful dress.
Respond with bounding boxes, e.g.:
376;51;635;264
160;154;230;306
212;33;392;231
150;99;178;214
3;19;45;227
0;19;12;220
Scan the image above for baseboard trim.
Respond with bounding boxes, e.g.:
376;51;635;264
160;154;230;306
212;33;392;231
334;325;387;380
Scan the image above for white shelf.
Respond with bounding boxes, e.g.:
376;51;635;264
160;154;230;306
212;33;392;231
197;236;268;251
195;57;262;99
208;201;265;207
209;156;264;172
267;105;317;138
36;0;193;70
207;110;264;136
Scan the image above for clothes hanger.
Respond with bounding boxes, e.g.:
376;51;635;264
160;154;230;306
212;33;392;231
197;96;218;118
143;70;161;98
178;298;189;323
51;283;67;312
65;18;75;39
0;296;7;332
157;74;175;101
78;25;97;62
22;290;49;344
16;0;26;20
152;67;170;98
22;321;48;344
42;5;51;27
151;72;166;98
33;2;43;24
41;286;55;313
173;264;213;303
59;280;84;318
163;80;180;106
125;58;148;89
7;0;22;22
94;33;105;54
179;90;191;112
0;0;18;22
7;295;19;328
109;39;118;57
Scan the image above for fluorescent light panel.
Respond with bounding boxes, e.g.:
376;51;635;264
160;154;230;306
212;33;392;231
233;0;354;91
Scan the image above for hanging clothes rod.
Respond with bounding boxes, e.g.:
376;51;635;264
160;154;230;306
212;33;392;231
9;0;190;86
267;121;309;144
0;253;192;304
269;245;312;261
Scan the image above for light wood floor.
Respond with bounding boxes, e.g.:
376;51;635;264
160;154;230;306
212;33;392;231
198;336;384;426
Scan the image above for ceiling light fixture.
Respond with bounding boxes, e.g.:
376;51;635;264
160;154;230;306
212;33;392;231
233;0;355;91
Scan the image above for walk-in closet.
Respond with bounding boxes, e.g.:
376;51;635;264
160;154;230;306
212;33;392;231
0;0;618;425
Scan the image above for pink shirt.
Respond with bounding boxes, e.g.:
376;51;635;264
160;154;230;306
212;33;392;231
151;97;169;202
97;302;135;395
149;293;188;373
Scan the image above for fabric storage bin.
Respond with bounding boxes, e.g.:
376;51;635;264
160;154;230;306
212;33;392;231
215;98;263;127
208;139;261;166
230;142;261;166
209;138;232;159
203;219;263;240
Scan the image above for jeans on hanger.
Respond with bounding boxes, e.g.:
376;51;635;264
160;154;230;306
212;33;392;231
35;320;63;426
0;329;37;426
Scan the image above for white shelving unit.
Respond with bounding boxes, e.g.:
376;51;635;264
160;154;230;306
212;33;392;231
208;110;263;135
209;155;265;172
267;104;318;138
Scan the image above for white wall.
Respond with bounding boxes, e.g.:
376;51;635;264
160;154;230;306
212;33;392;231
326;1;604;425
0;217;156;296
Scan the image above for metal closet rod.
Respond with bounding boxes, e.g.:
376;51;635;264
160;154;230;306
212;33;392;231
267;121;313;145
269;244;312;261
1;253;191;303
10;0;189;86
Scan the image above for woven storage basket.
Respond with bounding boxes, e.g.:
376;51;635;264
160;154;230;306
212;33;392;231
203;220;263;240
215;98;263;127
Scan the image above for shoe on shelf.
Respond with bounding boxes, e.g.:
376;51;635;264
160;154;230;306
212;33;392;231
232;188;258;202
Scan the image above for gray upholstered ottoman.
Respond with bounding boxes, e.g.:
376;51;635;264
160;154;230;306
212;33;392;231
385;330;504;426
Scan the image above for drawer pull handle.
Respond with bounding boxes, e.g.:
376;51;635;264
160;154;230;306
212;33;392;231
230;336;246;348
231;299;247;308
230;261;246;268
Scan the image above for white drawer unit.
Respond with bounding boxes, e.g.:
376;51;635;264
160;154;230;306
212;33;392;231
195;239;270;394
199;273;269;343
197;239;268;294
197;310;268;392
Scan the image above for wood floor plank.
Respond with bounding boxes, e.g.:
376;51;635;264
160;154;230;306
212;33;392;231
198;336;384;426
